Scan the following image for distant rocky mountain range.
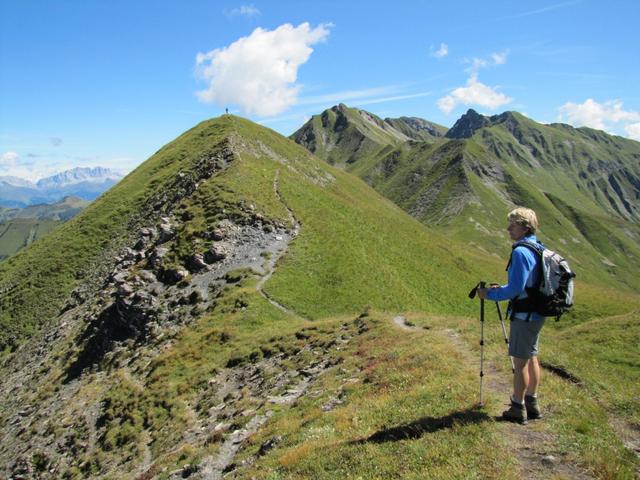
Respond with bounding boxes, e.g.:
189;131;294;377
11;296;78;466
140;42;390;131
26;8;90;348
0;166;123;208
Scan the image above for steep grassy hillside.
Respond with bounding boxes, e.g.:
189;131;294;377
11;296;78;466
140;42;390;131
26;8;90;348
1;115;638;479
0;119;238;352
0;116;488;354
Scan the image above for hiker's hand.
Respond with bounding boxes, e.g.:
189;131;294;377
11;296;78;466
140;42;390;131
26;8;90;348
477;288;488;299
489;283;500;288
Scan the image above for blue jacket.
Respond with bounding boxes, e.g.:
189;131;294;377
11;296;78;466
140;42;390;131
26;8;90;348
486;234;543;321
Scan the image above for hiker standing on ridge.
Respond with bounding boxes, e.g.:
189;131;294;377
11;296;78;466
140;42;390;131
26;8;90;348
477;207;544;424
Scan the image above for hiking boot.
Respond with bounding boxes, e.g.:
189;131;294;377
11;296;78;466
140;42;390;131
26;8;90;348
502;400;528;425
525;394;542;420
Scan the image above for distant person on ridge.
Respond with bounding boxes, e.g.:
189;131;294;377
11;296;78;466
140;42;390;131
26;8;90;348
477;207;544;424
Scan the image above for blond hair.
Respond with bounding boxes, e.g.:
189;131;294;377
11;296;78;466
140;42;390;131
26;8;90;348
508;207;539;234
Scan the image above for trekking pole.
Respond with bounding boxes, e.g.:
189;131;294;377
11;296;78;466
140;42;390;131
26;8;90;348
495;302;515;373
479;281;485;406
468;281;486;407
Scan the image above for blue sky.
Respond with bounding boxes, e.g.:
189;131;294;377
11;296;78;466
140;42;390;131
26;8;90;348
1;0;639;180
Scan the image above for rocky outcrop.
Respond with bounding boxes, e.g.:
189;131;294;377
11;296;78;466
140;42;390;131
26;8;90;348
445;109;492;139
61;209;294;382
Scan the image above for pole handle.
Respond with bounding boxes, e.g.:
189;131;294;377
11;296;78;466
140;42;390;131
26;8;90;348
468;280;486;299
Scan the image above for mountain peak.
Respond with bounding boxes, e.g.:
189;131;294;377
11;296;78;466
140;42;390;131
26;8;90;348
445;109;491;139
445;109;530;139
36;166;123;189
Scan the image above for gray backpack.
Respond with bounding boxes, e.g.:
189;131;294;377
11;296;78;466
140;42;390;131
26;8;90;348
509;240;576;320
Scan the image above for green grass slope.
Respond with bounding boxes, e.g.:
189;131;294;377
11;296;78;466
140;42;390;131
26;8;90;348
293;105;640;292
1;115;638;479
0;218;60;262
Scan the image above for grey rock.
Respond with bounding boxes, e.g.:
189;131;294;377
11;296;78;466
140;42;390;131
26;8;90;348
158;223;174;243
212;228;225;241
133;237;148;251
164;267;189;285
149;246;169;268
204;244;227;264
187;253;208;272
123;247;139;261
258;435;282;455
118;283;134;296
140;226;157;237
138;269;157;283
112;272;128;285
132;291;155;306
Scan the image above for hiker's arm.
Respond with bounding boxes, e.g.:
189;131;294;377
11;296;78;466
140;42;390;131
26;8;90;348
485;249;534;301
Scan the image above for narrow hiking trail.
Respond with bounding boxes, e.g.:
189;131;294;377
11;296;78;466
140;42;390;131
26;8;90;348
390;315;593;479
255;170;303;318
441;327;593;480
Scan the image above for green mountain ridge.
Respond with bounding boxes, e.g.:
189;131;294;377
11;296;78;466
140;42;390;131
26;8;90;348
292;105;640;290
1;115;638;479
0;115;503;477
291;103;447;167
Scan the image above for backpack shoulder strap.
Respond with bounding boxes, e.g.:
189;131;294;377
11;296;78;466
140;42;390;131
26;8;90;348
505;240;543;271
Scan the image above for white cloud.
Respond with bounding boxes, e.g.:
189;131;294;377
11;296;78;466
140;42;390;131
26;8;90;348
0;151;58;181
1;151;19;166
558;99;640;131
470;57;488;72
226;5;261;17
625;122;640;141
195;22;331;117
468;51;509;74
437;73;512;114
432;43;449;58
491;52;507;65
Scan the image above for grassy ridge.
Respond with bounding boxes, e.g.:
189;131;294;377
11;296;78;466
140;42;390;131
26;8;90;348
2;115;639;478
0;120;233;352
220;117;499;319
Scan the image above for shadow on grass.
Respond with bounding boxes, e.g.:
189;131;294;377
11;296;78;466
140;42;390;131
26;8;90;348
540;361;584;386
352;406;491;444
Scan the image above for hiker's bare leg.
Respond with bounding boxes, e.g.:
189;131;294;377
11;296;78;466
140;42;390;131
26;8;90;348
526;356;540;396
513;357;529;402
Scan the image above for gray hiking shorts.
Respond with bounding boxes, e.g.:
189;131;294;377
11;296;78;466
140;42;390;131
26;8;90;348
509;319;545;359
